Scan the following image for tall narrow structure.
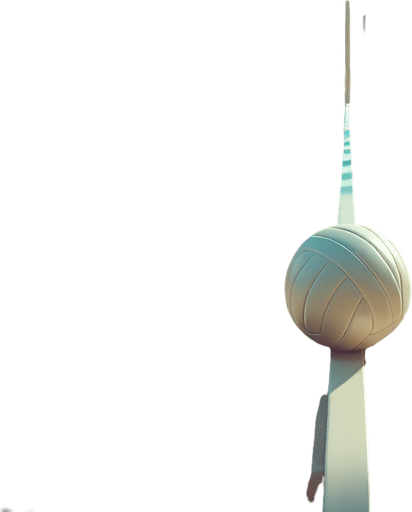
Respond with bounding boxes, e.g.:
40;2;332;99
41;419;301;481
285;2;410;511
339;1;354;225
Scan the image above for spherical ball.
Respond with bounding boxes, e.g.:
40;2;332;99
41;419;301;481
285;224;410;351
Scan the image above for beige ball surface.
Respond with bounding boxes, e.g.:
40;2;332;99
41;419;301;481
285;224;410;351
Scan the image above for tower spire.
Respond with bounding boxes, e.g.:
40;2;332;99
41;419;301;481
338;0;355;224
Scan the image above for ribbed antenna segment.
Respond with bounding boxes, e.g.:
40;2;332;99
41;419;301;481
337;103;357;224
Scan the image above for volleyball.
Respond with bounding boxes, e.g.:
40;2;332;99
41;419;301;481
285;224;410;351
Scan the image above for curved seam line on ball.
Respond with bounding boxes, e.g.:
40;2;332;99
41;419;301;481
319;277;351;335
314;233;395;297
318;226;402;288
307;281;362;341
331;294;373;350
303;261;338;335
374;240;410;312
310;236;396;321
288;252;318;323
352;224;405;284
299;255;331;332
290;252;317;289
304;266;346;333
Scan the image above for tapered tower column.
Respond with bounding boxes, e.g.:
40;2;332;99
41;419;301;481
323;350;369;512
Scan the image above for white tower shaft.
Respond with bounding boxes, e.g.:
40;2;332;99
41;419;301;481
323;350;370;512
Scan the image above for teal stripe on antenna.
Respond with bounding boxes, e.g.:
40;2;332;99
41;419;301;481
337;103;357;224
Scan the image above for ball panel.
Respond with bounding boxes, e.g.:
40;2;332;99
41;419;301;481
330;298;373;351
332;224;400;292
290;253;329;327
365;226;411;316
361;226;403;287
304;262;346;334
314;227;402;323
355;316;404;350
285;250;315;314
300;234;392;332
319;278;363;345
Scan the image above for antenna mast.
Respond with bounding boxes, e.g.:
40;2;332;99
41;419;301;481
338;0;355;225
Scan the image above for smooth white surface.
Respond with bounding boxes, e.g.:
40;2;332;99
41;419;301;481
324;351;369;512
